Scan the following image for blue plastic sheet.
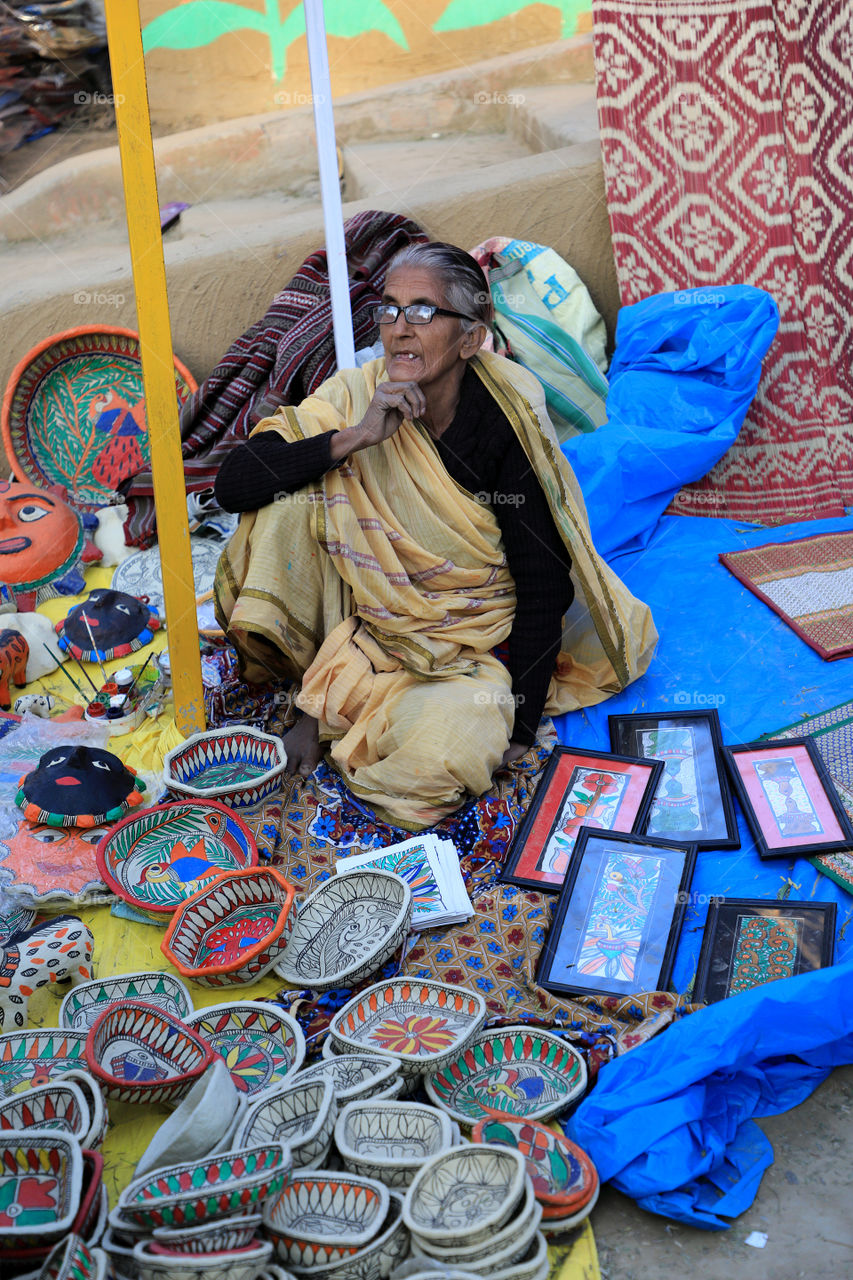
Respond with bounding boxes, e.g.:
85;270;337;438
568;957;853;1229
563;286;779;557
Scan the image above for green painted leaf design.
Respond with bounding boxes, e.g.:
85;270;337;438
434;0;585;39
322;0;408;48
143;1;268;52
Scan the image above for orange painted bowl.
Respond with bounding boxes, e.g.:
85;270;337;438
262;1172;389;1269
84;1001;215;1106
1;326;196;511
470;1112;598;1215
161;867;297;987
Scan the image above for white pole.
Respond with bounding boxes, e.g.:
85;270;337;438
304;0;356;371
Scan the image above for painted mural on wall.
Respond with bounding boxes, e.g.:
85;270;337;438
143;1;589;81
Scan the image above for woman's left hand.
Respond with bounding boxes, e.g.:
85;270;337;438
500;741;529;768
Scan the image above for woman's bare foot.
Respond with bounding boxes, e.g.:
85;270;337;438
283;713;324;778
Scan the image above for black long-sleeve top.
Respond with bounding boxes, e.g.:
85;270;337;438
215;366;574;746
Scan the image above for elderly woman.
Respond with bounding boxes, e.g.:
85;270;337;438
214;242;656;829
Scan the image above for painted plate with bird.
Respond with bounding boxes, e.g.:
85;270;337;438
95;799;258;920
424;1026;588;1127
1;326;196;511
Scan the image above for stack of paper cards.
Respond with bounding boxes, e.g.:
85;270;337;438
335;835;473;931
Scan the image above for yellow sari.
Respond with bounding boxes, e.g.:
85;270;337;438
215;351;656;828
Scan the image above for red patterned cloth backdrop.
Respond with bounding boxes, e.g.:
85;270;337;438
592;0;853;523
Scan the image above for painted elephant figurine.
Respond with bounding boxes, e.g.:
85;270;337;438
0;914;94;1031
0;628;29;710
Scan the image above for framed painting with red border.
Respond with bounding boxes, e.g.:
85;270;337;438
724;736;853;859
499;747;663;892
693;897;836;1003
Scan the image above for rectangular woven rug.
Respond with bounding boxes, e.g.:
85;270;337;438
720;531;853;659
592;0;853;523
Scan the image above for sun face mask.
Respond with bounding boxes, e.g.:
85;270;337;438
57;588;160;661
15;744;147;827
0;479;84;593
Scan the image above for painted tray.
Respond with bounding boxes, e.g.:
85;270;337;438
469;1113;597;1212
184;1002;306;1098
162;727;288;810
0;1030;88;1098
112;538;223;619
95;800;258;919
1;327;197;511
0;1130;83;1241
424;1027;588;1127
0;816;114;909
59;971;194;1031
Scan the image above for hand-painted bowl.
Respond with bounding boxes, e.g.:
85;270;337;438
184;1002;306;1098
328;979;487;1085
424;1027;588;1127
283;1190;409;1280
59;971;194;1031
274;871;412;992
133;1237;273;1280
0;1080;90;1143
0;1029;88;1098
134;1059;244;1179
491;1230;550;1280
161;867;297;987
0;1128;83;1243
29;1233;107;1280
163;726;288;810
309;1051;400;1102
56;1070;108;1151
334;1100;454;1189
150;1212;262;1254
85;1001;216;1106
470;1112;598;1214
0;1149;104;1269
263;1173;389;1270
410;1177;540;1266
402;1145;526;1248
233;1077;337;1171
118;1143;291;1232
96;800;258;921
538;1180;600;1235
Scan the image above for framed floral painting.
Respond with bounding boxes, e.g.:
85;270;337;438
500;747;663;892
535;829;697;999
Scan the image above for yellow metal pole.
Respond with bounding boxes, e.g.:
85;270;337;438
102;0;204;736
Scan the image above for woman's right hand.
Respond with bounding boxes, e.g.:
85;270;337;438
334;382;427;457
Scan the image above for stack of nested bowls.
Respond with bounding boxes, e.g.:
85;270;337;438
402;1145;548;1280
263;1170;410;1280
334;1099;461;1189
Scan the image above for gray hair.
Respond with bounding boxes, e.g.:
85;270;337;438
385;241;493;332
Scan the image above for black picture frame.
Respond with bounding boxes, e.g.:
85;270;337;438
693;896;837;1003
723;736;853;859
535;828;697;1000
608;709;740;849
499;746;663;893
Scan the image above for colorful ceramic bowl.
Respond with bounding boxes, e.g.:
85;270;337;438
1;1149;104;1270
0;1128;83;1243
329;979;487;1085
134;1059;244;1179
274;871;412;992
161;868;297;987
95;800;258;921
402;1145;527;1248
334;1101;454;1189
470;1113;597;1214
85;1001;216;1106
119;1143;290;1232
59;971;194;1031
491;1230;549;1280
410;1178;540;1266
262;1173;389;1269
133;1237;273;1280
284;1190;409;1280
56;1070;108;1151
0;1029;88;1098
0;1080;90;1143
163;726;288;810
150;1212;262;1255
184;1002;306;1098
32;1233;107;1280
298;1053;400;1105
424;1027;588;1127
234;1077;337;1171
538;1181;600;1235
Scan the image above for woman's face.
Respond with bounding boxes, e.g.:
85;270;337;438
381;266;482;393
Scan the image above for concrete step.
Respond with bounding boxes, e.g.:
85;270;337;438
509;83;600;153
342;133;533;203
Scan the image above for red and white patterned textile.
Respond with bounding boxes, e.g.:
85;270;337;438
592;0;853;523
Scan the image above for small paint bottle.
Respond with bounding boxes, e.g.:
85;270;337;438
114;667;134;694
107;694;127;720
86;700;106;719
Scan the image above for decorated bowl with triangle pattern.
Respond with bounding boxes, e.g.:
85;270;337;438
163;726;287;810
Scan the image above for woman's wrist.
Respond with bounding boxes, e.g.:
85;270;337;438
329;425;367;461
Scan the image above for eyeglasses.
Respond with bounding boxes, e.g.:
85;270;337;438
371;303;476;326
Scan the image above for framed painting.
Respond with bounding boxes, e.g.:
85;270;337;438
693;897;837;1003
608;709;740;849
499;747;663;892
724;736;853;859
535;829;697;1000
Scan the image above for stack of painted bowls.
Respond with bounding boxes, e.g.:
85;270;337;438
401;1145;548;1280
313;1045;406;1101
263;1171;410;1280
470;1112;599;1235
334;1100;459;1189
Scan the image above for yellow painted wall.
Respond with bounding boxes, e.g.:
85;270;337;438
140;0;591;132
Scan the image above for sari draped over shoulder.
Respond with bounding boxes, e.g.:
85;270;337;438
214;351;657;828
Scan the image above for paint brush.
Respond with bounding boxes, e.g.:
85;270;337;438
70;648;100;695
81;612;109;685
42;644;88;700
123;652;154;702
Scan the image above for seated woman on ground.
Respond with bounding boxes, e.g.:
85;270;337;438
214;242;656;830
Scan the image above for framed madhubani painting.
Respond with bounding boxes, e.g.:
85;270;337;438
499;747;663;892
693;898;837;1003
535;829;697;999
724;737;853;859
609;709;740;849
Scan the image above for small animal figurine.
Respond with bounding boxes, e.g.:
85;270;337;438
0;628;29;710
0;914;95;1031
13;693;55;718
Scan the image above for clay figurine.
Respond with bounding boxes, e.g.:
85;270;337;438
0;913;95;1031
0;629;28;710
